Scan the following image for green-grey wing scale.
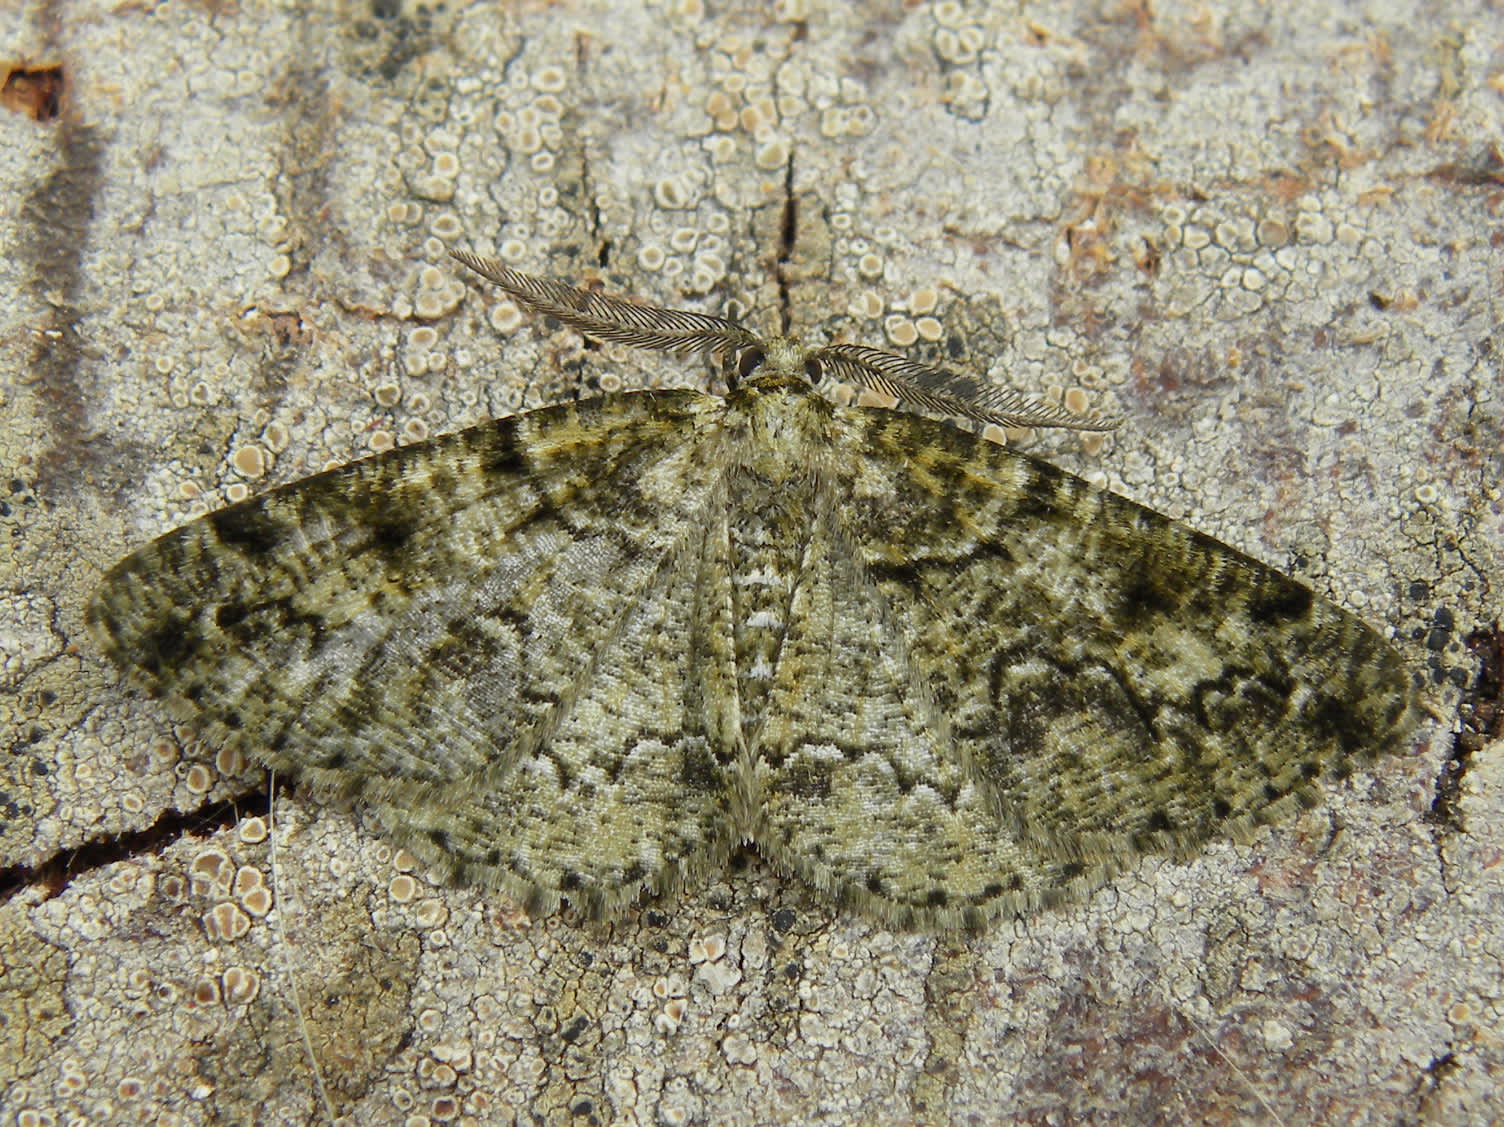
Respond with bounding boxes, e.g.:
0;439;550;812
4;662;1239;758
749;400;1418;928
90;373;1418;928
87;390;742;919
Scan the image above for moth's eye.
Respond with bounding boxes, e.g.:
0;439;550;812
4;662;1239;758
737;347;765;381
804;355;823;385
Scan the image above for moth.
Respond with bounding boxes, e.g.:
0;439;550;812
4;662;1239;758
87;252;1419;929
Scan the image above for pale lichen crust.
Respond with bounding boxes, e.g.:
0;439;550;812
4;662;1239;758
86;256;1420;930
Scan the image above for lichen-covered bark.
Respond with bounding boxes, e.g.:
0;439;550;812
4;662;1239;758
2;0;1497;1123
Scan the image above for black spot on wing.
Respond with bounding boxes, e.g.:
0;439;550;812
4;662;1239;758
1308;692;1371;758
215;602;250;630
365;512;419;554
208;505;286;556
1248;581;1314;625
1118;571;1179;625
1143;809;1173;833
479;428;529;475
136;614;197;677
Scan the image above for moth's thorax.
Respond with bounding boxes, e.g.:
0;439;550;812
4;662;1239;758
724;370;836;487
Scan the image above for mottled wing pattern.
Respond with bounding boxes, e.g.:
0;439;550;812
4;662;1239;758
87;391;744;918
753;404;1418;928
90;252;1421;931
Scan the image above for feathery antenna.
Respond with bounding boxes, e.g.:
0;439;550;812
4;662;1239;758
452;252;1119;433
451;251;758;360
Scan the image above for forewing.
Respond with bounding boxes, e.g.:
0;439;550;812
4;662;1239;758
753;406;1419;928
88;390;741;918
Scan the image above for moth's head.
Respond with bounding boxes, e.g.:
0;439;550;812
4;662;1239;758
736;336;817;387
